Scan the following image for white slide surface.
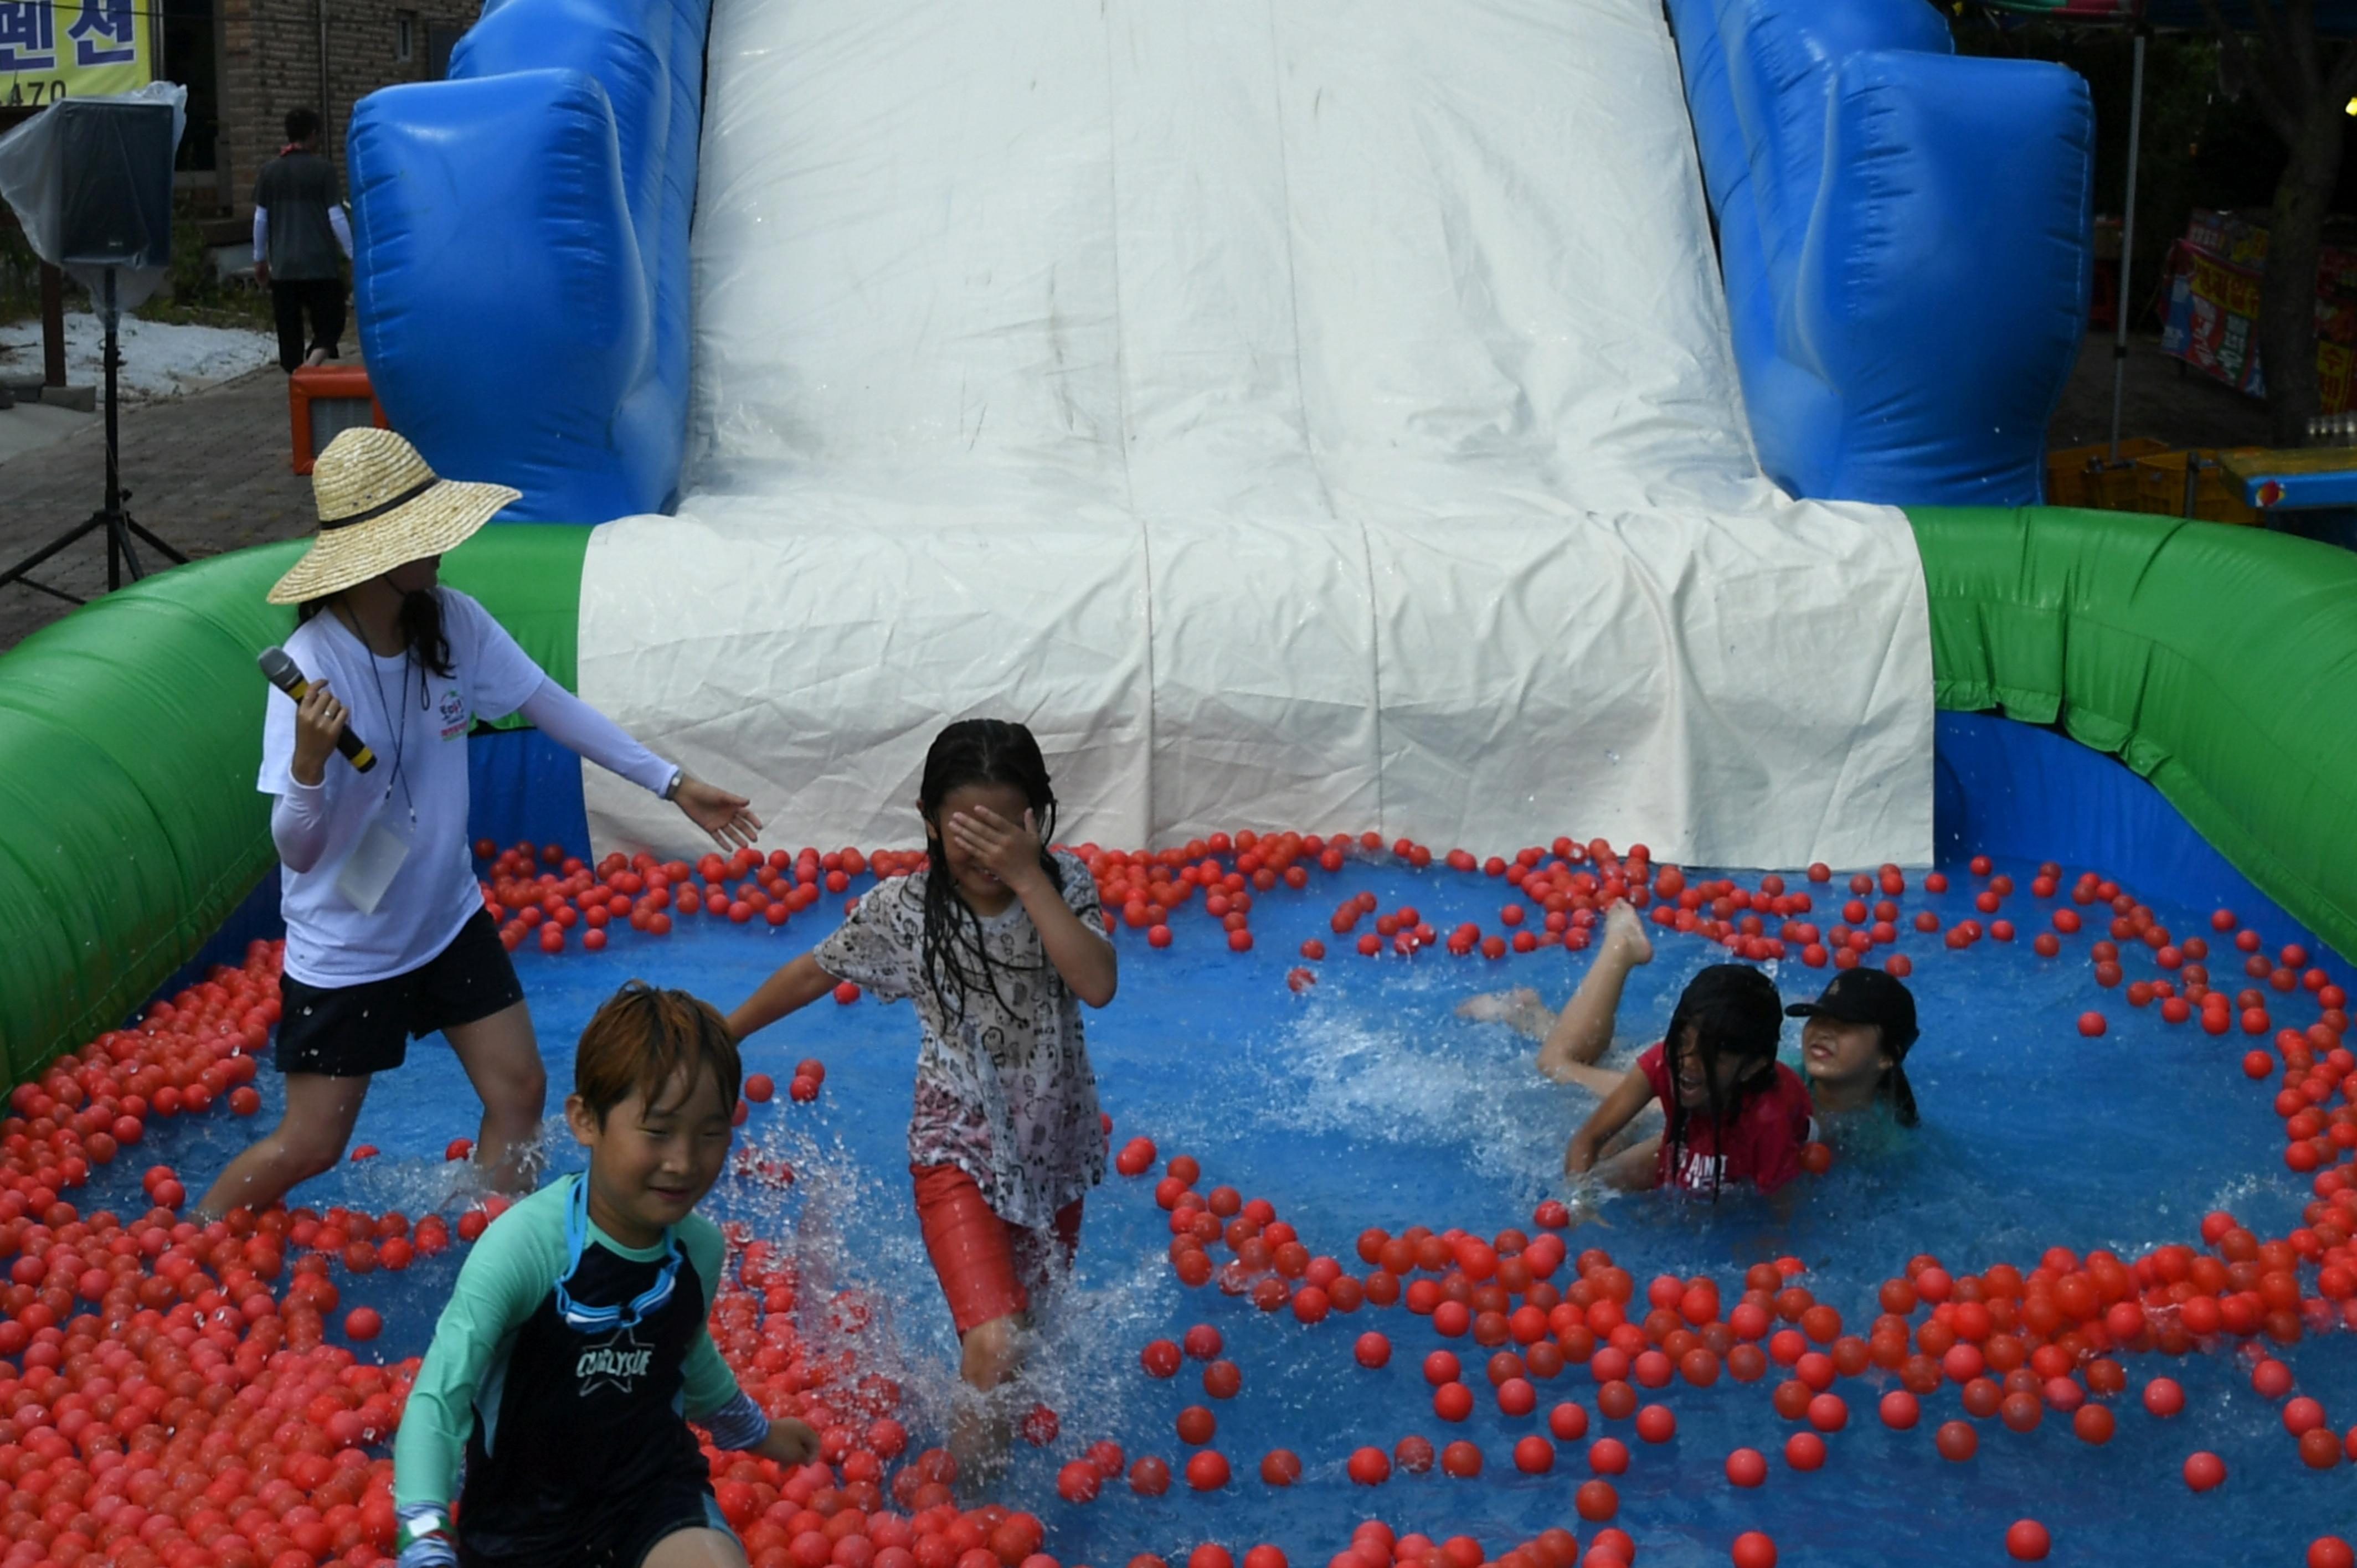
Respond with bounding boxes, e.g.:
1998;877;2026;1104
578;0;1935;866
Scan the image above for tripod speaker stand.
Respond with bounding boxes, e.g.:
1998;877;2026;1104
0;98;188;606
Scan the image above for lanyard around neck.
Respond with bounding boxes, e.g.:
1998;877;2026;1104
554;1173;685;1334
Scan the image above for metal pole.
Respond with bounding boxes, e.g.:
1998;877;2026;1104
39;263;65;387
2108;25;2148;463
103;270;123;591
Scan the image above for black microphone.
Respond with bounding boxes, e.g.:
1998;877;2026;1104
259;646;377;773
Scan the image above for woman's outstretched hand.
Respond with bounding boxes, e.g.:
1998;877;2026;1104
675;774;763;850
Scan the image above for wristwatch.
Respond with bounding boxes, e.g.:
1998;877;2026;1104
661;767;685;802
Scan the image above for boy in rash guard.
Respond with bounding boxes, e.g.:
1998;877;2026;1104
393;984;817;1568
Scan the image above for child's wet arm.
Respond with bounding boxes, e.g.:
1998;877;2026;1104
1567;1067;1656;1169
392;1215;557;1510
1024;879;1117;1006
728;951;841;1038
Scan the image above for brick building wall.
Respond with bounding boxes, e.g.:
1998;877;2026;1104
213;0;478;212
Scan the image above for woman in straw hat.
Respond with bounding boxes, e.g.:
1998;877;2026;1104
194;429;763;1221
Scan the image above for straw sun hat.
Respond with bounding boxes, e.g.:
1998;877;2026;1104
266;428;521;605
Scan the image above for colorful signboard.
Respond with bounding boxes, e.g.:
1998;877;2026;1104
2160;236;2357;415
1;0;153;107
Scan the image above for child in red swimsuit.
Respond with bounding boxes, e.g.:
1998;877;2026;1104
1565;963;1814;1195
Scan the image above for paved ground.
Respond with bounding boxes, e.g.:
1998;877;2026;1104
2047;328;2273;454
0;399;94;464
0;364;315;649
0;327;2287;653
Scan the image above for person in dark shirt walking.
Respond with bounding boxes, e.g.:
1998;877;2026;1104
253;107;354;372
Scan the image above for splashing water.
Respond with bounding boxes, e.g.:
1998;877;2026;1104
102;846;2357;1567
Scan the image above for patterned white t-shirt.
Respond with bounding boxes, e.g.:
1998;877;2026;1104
814;849;1107;1227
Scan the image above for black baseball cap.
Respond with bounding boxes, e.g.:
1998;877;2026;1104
1785;968;1918;1054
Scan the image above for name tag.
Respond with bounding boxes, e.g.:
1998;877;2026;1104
336;813;413;915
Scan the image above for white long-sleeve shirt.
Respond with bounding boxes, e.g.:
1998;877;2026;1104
253;203;353;267
260;591;677;986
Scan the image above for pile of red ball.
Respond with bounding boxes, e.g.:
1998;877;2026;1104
18;828;2357;1568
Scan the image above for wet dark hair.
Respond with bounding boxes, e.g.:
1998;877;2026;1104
1660;964;1786;1199
1876;1028;1921;1129
575;980;742;1126
297;585;455;678
917;719;1064;1022
285;106;321;143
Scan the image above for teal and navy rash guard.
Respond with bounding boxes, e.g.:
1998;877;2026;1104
393;1177;747;1552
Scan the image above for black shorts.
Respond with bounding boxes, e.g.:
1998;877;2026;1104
457;1483;730;1568
274;910;524;1077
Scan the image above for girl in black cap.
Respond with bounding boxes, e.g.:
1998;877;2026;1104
1785;969;1920;1126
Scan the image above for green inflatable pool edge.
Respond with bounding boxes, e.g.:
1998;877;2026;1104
0;508;2346;1075
1911;506;2357;969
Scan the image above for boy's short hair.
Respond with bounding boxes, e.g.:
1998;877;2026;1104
284;107;321;143
575;981;742;1124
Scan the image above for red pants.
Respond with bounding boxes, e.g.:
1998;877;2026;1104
912;1163;1083;1335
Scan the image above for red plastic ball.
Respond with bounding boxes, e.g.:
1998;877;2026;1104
1725;1447;1767;1488
1184;1451;1231;1490
343;1307;382;1340
2183;1451;2226;1492
1355;1332;1391;1368
1731;1533;1777;1568
1783;1432;1825;1471
2004;1521;2051;1562
1057;1461;1102;1503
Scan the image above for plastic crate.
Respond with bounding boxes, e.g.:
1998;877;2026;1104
2046;438;2167;509
2129;448;2262;525
289;365;388;476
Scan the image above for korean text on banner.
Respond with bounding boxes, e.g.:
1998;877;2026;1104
2;0;152;109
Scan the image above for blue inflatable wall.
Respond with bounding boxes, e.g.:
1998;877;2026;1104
346;0;708;520
1665;0;2092;507
348;0;2091;519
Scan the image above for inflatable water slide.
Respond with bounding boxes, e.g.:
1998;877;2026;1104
17;0;2357;1060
